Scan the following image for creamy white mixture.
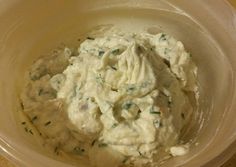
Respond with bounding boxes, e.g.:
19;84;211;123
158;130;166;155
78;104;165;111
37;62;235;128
20;28;198;167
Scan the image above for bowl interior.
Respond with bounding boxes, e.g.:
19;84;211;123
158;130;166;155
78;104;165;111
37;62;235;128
0;1;235;167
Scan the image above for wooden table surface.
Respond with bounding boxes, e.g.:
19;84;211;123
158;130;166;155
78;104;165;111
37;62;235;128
1;0;236;166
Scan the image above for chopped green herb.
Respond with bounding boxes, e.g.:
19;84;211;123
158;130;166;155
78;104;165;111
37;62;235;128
91;139;97;146
126;85;136;93
150;107;161;114
122;101;133;110
20;102;24;110
73;146;85;154
138;151;143;156
98;51;105;57
159;122;163;127
163;59;170;67
54;146;60;155
122;157;129;164
24;127;28;132
90;97;95;102
111;87;118;92
111;66;117;70
154;120;159;127
87;37;95;40
21;122;26;125
54;146;59;153
38;89;43;96
137;45;143;53
140;82;149;88
29;129;34;135
31;116;38;122
111;49;120;55
181;113;185;119
112;123;118;128
44;121;51;126
150;111;161;114
164;48;170;55
95;74;105;85
138;109;141;114
98;143;108;147
159;33;167;41
29;74;38;81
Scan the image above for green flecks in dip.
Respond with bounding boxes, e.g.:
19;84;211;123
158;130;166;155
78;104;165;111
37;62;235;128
20;27;198;167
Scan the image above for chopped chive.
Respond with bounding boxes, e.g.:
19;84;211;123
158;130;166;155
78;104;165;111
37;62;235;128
137;46;142;53
112;123;118;128
164;48;171;56
159;33;167;41
98;143;108;147
122;157;128;164
98;51;105;57
168;101;172;108
163;59;170;67
21;122;26;125
111;66;117;70
87;37;95;40
20;102;24;110
38;89;43;96
138;151;143;156
128;87;135;91
111;49;120;55
29;129;34;135
111;87;118;92
138;109;141;114
29;74;38;81
95;74;105;85
126;86;136;92
150;111;161;114
150;106;161;114
122;101;133;110
54;146;60;155
54;146;58;153
31;116;38;122
44;121;51;126
160;122;163;127
141;82;148;88
91;139;97;146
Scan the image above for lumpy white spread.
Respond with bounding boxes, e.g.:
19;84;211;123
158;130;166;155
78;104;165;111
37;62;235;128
20;28;198;167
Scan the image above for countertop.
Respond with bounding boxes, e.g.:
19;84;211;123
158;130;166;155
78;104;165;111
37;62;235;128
0;0;236;166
